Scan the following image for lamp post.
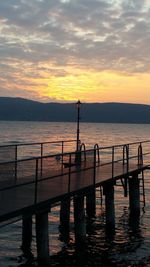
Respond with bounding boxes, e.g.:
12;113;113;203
76;100;81;158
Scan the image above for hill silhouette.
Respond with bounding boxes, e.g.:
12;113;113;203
0;97;150;124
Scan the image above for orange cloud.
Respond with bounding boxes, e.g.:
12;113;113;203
38;68;150;104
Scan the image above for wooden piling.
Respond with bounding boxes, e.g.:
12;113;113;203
21;215;33;258
74;195;86;243
129;173;140;216
36;211;50;266
59;197;70;241
103;182;115;231
86;188;96;219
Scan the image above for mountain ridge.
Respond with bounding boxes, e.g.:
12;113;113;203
0;97;150;124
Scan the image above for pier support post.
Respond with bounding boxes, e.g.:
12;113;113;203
129;173;140;216
36;211;50;266
21;215;33;259
74;195;86;243
103;182;115;232
86;188;96;219
59;197;70;242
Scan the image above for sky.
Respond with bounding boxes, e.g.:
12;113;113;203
0;0;150;104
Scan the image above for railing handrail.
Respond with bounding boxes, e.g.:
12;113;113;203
0;138;149;163
0;139;77;148
0;152;147;192
1;138;150;149
98;139;150;150
0;139;78;166
0;147;95;166
0;140;150;166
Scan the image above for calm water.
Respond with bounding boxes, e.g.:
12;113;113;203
0;121;150;267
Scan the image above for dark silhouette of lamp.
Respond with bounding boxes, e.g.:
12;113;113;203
75;100;81;164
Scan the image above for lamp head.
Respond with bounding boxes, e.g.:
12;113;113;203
76;100;81;108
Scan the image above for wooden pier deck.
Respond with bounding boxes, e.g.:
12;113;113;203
0;139;150;223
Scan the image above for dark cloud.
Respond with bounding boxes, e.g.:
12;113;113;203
0;0;149;97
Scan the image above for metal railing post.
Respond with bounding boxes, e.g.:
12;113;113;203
94;144;100;164
127;145;129;173
124;145;129;197
123;145;126;165
61;141;64;165
93;148;96;185
34;158;38;205
112;146;114;178
123;144;129;166
15;145;17;182
138;143;143;167
41;143;43;178
68;154;71;193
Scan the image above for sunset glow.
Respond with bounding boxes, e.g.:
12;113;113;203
0;0;150;104
38;70;150;104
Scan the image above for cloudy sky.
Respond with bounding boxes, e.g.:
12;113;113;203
0;0;150;103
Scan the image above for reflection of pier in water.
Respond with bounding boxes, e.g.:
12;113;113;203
0;139;150;265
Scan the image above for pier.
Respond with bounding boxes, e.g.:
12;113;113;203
0;139;150;265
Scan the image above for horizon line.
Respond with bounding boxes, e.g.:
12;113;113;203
0;96;150;106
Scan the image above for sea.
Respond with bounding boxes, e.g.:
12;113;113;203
0;121;150;267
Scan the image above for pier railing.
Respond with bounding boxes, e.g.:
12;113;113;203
95;140;150;176
0;140;150;189
0;139;77;163
0;140;150;220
